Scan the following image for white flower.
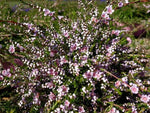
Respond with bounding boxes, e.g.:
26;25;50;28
58;16;64;20
124;0;129;4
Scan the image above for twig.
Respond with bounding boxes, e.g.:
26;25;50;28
101;68;131;88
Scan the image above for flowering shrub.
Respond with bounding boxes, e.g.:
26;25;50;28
0;0;150;112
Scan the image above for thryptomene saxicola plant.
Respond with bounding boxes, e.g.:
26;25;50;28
0;0;149;112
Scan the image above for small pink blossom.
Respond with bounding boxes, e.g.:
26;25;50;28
123;26;131;32
83;71;93;80
108;107;117;113
47;68;58;76
43;8;50;16
64;100;70;107
70;43;77;52
49;11;55;16
9;45;15;53
45;82;54;89
112;30;120;36
60;56;68;65
80;46;88;53
72;22;78;30
61;85;69;93
2;69;12;78
0;75;4;80
93;70;102;80
106;52;111;57
57;85;69;96
130;84;139;94
49;92;56;101
32;69;38;76
64;31;69;37
33;93;40;105
2;70;8;76
7;73;12;78
115;80;121;87
126;37;132;45
140;95;149;103
78;106;85;113
118;2;124;7
50;50;57;57
106;5;114;14
91;17;99;23
101;11;109;19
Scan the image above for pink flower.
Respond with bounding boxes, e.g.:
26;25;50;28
64;31;69;37
106;5;114;14
60;56;68;65
47;68;58;76
0;75;4;80
45;82;54;89
115;80;121;87
106;52;111;57
123;26;131;32
140;95;149;103
61;85;69;93
108;107;120;113
112;30;120;36
50;50;57;57
64;100;70;107
49;92;56;101
57;85;69;93
49;11;55;16
2;70;8;76
7;73;12;77
118;2;123;7
43;8;50;16
101;11;109;19
70;43;77;52
126;37;132;45
130;84;139;94
9;45;15;53
83;71;93;80
93;70;102;80
2;69;12;78
33;93;40;105
32;69;38;76
78;106;85;113
91;17;98;23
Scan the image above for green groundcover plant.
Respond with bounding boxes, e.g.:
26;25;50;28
0;0;150;112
